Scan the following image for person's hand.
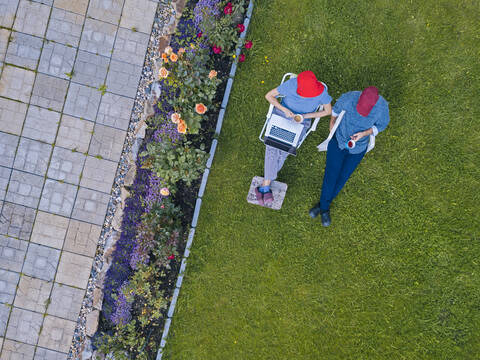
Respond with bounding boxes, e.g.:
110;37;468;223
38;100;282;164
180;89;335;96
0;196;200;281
282;108;294;118
350;131;366;141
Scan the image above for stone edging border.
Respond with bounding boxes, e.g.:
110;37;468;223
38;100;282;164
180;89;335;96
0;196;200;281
155;1;255;359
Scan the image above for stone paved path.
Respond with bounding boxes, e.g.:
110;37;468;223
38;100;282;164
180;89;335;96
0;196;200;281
0;0;157;358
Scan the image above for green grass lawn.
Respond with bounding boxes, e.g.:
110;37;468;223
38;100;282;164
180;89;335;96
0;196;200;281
164;0;480;359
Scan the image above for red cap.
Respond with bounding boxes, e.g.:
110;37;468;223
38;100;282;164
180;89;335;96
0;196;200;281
296;71;324;98
356;86;379;116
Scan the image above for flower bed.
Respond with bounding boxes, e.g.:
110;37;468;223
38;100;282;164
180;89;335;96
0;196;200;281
94;1;253;358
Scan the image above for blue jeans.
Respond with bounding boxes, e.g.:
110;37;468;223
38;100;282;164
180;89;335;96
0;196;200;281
319;136;366;210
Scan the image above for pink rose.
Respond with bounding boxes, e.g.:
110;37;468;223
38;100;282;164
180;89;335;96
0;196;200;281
237;24;245;33
224;2;232;14
168;254;175;260
212;45;222;54
239;53;246;62
245;40;253;49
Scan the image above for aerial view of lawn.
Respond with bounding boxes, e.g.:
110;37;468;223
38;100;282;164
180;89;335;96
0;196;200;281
164;0;479;359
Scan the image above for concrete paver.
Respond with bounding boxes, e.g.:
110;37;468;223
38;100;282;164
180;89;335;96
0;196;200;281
30;73;69;113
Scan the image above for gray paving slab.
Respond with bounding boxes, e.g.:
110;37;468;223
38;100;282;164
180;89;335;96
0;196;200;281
63;82;102;121
46;7;84;47
120;0;157;34
30;73;69;112
13;0;51;38
6;307;43;345
5;32;44;71
0;0;19;28
38;42;76;80
0;269;20;304
53;0;89;15
105;59;141;98
14;275;53;313
112;27;149;66
79;18;117;57
23;243;60;281
88;123;126;162
39;179;78;217
38;315;76;353
0;166;12;201
55;115;94;153
0;65;36;103
30;211;69;249
0;132;19;168
6;170;44;208
0;303;10;336
22;106;60;144
56;251;93;289
47;283;85;321
34;348;69;360
72;50;109;88
0;97;28;135
80;156;117;193
71;187;110;226
1;339;35;359
13;137;53;176
47;147;86;185
0;235;28;272
0;29;11;63
63;220;101;258
88;0;125;25
0;203;36;241
97;92;134;130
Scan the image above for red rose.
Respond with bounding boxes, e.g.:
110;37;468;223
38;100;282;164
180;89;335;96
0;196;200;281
212;45;222;54
239;53;246;62
224;2;233;14
237;24;245;33
197;31;203;38
168;254;175;260
245;40;253;49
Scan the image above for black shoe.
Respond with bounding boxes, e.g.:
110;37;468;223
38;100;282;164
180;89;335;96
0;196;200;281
309;203;322;219
320;210;331;227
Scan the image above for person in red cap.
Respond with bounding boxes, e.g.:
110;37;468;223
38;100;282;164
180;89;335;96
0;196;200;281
309;86;390;226
256;71;332;206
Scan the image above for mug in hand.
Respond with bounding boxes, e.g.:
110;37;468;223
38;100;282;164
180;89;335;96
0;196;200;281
293;114;303;123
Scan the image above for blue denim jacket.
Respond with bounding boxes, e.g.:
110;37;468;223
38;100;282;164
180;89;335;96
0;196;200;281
332;91;390;154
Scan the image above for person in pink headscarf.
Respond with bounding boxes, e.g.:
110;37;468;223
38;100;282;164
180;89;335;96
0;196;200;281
309;86;390;226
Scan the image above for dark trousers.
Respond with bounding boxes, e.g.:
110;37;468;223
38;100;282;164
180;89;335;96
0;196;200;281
319;136;366;210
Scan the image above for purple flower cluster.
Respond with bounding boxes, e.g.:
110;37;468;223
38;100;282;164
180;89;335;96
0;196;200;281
169;17;196;53
193;0;220;30
144;172;165;212
153;116;183;144
103;163;149;322
110;281;133;326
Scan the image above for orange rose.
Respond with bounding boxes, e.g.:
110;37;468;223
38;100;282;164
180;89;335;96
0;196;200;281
164;46;173;55
161;53;169;63
171;112;181;124
170;53;178;62
177;119;187;134
158;67;169;79
208;70;217;79
195;103;207;115
178;47;185;56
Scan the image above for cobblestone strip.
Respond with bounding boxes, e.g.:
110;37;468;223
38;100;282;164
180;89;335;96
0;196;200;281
156;1;255;359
